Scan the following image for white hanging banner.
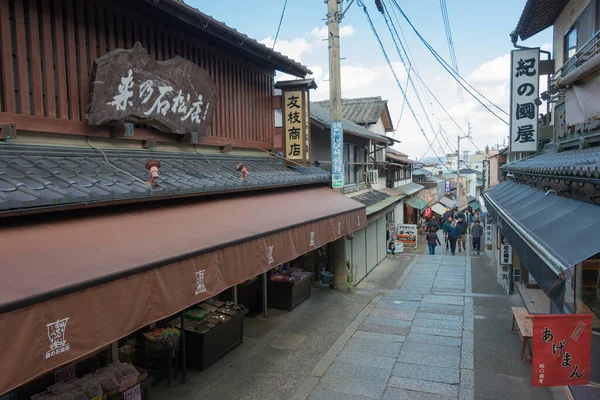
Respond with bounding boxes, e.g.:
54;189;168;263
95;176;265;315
510;48;540;153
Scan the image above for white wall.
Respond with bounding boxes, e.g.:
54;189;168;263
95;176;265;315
553;0;594;71
394;201;405;224
367;118;386;136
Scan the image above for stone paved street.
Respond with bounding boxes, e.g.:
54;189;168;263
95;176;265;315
295;237;569;400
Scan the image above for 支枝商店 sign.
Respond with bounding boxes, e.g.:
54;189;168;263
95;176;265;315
281;89;310;164
86;42;219;136
510;48;540;153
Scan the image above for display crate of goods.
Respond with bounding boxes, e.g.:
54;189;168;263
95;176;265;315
143;327;180;351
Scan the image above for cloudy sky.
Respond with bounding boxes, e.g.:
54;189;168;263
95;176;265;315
188;0;551;160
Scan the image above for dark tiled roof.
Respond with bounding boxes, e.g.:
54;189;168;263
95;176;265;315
0;144;330;213
168;0;311;77
459;168;481;175
502;144;600;178
349;190;390;207
315;97;388;125
514;0;568;41
310;103;390;144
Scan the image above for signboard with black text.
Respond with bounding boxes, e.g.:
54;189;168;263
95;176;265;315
510;48;540;153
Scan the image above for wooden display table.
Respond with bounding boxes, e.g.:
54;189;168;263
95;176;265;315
184;310;247;370
268;273;313;311
511;307;533;362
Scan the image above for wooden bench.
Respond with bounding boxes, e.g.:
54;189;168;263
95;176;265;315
511;307;533;362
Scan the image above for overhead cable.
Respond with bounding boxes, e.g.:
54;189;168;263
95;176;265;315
272;0;289;50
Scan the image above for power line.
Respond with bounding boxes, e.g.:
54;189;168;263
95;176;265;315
356;0;447;165
380;1;455;155
379;3;448;154
388;0;510;125
272;0;289;50
439;0;468;127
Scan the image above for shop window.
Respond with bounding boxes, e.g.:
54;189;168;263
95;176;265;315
576;255;600;328
563;1;597;62
344;143;356;185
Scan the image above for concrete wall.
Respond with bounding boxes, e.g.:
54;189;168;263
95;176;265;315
350;228;367;283
553;0;594;71
366;222;378;276
377;218;387;264
310;125;331;164
489;156;500;187
394;201;405;224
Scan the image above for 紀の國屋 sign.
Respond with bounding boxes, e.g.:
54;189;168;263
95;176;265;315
532;313;593;386
86;42;219;136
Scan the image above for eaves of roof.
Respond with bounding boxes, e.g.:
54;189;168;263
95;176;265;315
502;144;600;179
315;97;388;125
310;102;390;144
150;0;311;77
514;0;568;41
0;144;331;217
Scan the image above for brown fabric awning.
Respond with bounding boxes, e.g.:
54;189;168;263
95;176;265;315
0;186;366;395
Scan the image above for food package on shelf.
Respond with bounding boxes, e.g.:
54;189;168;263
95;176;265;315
76;378;103;399
91;371;119;393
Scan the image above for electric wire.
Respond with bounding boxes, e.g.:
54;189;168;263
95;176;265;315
87;137;146;184
356;0;446;165
272;0;289;50
380;0;455;156
388;0;510;124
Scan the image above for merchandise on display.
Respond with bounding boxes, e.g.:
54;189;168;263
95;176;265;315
270;268;312;283
30;361;144;400
169;300;246;334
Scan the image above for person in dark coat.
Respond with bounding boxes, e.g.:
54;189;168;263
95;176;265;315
427;218;440;233
442;216;453;251
426;227;442;255
445;220;460;255
456;216;468;252
471;220;484;255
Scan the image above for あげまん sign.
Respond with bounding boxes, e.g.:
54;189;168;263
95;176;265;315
87;42;218;136
510;48;539;153
532;314;593;386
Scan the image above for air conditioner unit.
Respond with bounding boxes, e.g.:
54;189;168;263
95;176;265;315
367;170;379;184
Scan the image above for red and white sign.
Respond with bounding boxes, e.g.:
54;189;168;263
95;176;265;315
423;207;432;218
532;314;593;386
123;384;141;400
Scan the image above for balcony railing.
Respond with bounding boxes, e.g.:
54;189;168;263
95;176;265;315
551;30;600;96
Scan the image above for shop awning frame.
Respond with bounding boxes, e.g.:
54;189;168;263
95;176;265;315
0;186;366;395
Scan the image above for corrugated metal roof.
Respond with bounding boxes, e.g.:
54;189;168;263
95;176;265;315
502;144;600;178
395;182;424;196
310;103;390;143
405;196;428;211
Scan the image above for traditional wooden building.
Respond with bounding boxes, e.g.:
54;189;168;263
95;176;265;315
0;0;368;396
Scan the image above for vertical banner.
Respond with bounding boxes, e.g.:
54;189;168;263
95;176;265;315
501;243;512;265
283;90;306;162
510;48;540;153
445;180;451;196
331;121;344;188
532;314;593;387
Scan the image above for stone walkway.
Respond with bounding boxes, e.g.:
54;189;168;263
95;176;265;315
295;252;474;400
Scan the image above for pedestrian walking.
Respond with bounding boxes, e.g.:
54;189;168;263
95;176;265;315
471;220;483;255
442;216;453;251
427;218;440;233
446;220;460;255
442;209;451;225
456;217;468;252
426;227;441;255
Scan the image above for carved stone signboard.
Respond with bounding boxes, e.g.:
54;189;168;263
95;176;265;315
86;42;218;136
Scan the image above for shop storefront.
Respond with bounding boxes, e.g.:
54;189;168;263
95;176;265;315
0;186;366;397
484;180;600;385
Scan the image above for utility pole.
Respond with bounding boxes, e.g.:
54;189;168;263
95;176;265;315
456;123;471;209
326;0;347;292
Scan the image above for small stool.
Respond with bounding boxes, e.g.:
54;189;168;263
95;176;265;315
143;345;179;388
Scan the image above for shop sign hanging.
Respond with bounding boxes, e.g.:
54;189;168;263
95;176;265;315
510;48;540;153
282;90;310;163
485;224;493;246
87;42;218;136
123;384;141;400
532;314;593;386
501;243;512;265
445;180;451;196
423;207;432;218
331;121;344;188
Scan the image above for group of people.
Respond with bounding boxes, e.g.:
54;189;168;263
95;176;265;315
425;207;484;256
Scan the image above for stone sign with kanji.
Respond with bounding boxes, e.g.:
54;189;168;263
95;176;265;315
86;42;219;136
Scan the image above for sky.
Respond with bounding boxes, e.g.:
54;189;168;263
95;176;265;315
187;0;552;160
